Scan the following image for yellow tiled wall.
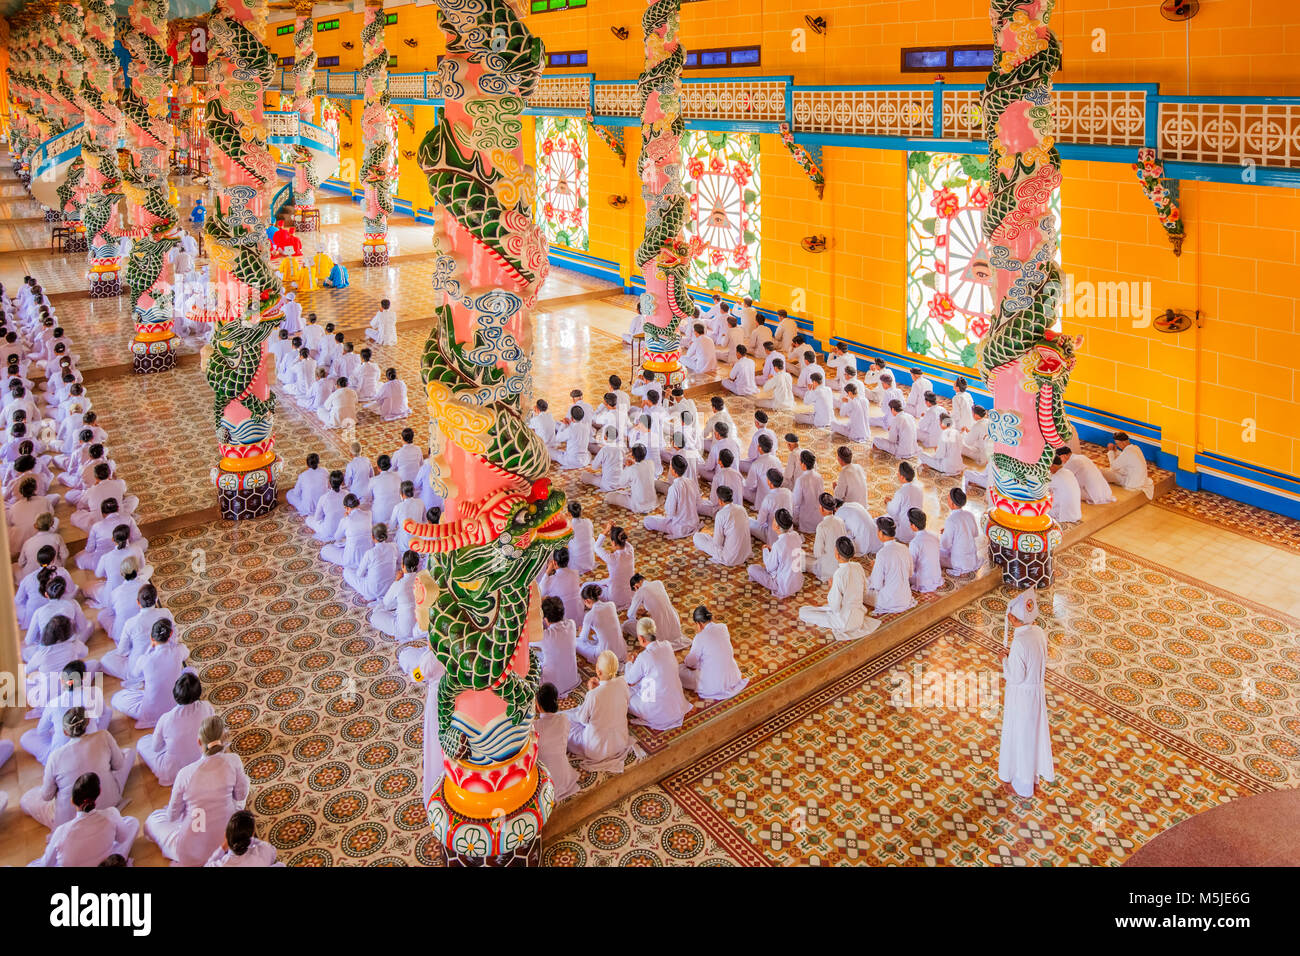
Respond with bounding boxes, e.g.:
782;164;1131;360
254;3;1300;481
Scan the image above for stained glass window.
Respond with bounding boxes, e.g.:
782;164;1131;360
682;130;761;298
535;115;589;251
905;150;1060;368
388;109;401;197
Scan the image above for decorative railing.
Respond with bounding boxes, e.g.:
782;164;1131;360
264;110;339;155
271;180;293;218
1157;96;1300;169
262;67;1300;180
30;121;83;180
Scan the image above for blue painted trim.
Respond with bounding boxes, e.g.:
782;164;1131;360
525;107;588;117
548;248;623;285
931;81;943;139
319;179;352;196
1152;94;1300;105
685;120;782;134
1194;469;1300;520
1194;452;1300;496
1163;161;1300;188
589;116;638;128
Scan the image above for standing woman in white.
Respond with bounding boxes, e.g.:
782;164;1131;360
998;588;1055;797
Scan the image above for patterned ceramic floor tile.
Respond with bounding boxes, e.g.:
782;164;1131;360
1155;487;1300;556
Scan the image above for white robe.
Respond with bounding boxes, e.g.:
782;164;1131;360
722;357;757;396
318;386;358;429
682;335;717;373
747;531;805;598
679;623;747;700
625;579;686;649
535;711;579;800
834;463;869;508
998;624;1055;796
939;508;984;576
962;418;991;463
799;560;876;640
791;469;825;534
920;427;964;476
693;503;751;567
1049;467;1083;523
366;308;398;346
866;539;916;615
909;529;943;592
145;751;250;867
535;620;580;695
1065;455;1114;504
755;370;795;410
874;411;919;458
810;514;848;582
831;396;871;442
577;600;627;663
1104;444;1154;498
951;390;975;431
566;677;632;772
626;640;692;730
369;379;410;420
643;475;699;538
793;384;836;427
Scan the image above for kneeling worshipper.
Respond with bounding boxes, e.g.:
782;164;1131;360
1048;452;1082;524
999;588;1056;797
565;650;633;773
679;605;748;701
1102;432;1154;499
864;517;917;616
343;523;400;602
534;684;580;801
1058;446;1113;504
137;672;216;787
939;487;984;576
810;494;848;582
366;298;399;346
368;368;412;421
622;574;687;649
919;414;964;476
799;535;877;640
204;810;283;867
21;707;134;830
693;485;751;566
626;617;693;731
28;772;140;867
643;455;700;539
747;509;806;599
907;509;943;594
535;597;580;696
318;377;358;430
576;583;628;666
371;549;423;642
146;716;251;867
110;618;190;730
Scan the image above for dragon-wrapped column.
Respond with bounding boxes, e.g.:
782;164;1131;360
635;0;696;390
290;0;318;231
202;0;285;519
359;0;391;266
123;0;179;373
414;0;566;866
35;12;65;222
55;4;88;252
80;0;123;298
977;0;1079;588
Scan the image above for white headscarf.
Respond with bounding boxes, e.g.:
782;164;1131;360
1004;587;1038;645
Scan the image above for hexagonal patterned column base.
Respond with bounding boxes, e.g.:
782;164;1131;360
132;347;176;374
216;476;279;520
988;540;1054;589
88;274;121;298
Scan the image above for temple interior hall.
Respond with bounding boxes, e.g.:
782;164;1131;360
1;0;1299;873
